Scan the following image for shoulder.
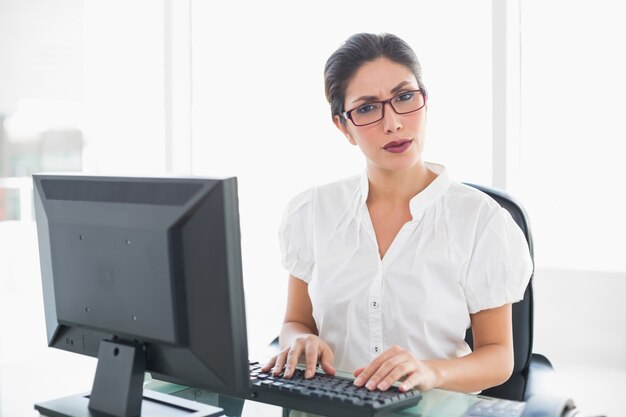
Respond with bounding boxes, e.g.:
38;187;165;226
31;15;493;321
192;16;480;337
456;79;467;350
288;175;361;207
283;175;361;220
313;175;361;199
441;182;504;234
445;182;500;214
423;162;500;221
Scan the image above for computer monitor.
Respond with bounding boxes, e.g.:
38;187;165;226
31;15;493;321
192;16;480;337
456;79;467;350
33;174;250;417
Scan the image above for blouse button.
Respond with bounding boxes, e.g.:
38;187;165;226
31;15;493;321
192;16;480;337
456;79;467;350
371;300;379;309
373;346;380;354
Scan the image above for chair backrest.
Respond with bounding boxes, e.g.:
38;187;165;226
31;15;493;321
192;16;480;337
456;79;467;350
463;183;534;399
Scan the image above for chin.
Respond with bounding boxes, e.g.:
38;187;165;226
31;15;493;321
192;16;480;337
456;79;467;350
389;152;423;170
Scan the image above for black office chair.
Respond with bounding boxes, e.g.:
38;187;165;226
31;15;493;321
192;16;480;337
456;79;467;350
463;183;554;401
269;183;555;402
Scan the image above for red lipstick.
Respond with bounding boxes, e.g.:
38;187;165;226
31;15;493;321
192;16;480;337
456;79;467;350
383;139;413;154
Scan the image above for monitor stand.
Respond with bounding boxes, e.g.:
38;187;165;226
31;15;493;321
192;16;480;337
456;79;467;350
34;340;224;417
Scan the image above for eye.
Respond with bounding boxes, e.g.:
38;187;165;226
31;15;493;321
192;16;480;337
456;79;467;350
395;91;415;102
356;103;380;114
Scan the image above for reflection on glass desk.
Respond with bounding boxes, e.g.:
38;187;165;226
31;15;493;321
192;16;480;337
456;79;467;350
146;378;490;417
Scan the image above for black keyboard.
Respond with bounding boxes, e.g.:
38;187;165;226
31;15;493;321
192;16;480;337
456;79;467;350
248;362;422;417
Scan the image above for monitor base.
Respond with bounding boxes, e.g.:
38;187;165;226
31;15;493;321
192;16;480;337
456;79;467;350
34;389;224;417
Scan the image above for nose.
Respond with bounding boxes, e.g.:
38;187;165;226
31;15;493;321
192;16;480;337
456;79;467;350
382;102;402;133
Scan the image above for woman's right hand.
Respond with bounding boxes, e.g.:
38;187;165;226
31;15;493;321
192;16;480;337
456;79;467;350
261;334;336;379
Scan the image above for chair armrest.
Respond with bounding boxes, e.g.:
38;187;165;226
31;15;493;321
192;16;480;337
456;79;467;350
523;353;556;401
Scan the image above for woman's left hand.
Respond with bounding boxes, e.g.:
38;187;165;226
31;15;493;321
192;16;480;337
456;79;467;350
352;345;439;392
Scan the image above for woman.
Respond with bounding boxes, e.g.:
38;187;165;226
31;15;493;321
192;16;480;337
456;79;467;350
263;33;532;394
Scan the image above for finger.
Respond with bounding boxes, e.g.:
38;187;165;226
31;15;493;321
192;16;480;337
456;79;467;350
353;367;365;378
398;371;422;392
261;356;277;372
364;354;409;390
354;365;371;386
376;359;417;391
304;339;320;378
353;346;405;387
354;346;406;389
272;349;289;376
319;344;336;376
284;343;304;378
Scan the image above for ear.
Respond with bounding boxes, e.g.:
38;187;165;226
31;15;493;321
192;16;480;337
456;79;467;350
333;115;357;146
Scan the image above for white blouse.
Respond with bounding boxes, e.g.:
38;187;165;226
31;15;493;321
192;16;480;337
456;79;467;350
279;163;532;373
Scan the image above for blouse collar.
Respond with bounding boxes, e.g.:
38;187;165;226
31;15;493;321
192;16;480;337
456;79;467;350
359;162;451;221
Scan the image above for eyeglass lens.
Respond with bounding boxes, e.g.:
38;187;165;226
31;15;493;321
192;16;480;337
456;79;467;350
350;91;424;126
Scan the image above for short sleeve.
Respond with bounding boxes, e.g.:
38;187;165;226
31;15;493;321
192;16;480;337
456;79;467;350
278;189;315;283
462;208;533;314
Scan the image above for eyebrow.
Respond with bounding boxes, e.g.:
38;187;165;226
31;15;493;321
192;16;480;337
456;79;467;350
349;81;415;105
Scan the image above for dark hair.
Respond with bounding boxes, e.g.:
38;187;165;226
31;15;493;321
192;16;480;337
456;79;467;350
324;33;426;123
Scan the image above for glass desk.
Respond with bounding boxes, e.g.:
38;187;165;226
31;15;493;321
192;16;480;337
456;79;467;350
146;378;488;417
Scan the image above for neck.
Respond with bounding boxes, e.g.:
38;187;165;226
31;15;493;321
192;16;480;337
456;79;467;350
366;161;435;205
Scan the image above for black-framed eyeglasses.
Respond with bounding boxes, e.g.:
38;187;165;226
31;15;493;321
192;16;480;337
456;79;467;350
341;89;426;127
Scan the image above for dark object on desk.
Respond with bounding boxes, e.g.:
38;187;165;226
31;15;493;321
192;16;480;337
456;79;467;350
33;174;244;416
248;362;421;417
463;183;555;401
